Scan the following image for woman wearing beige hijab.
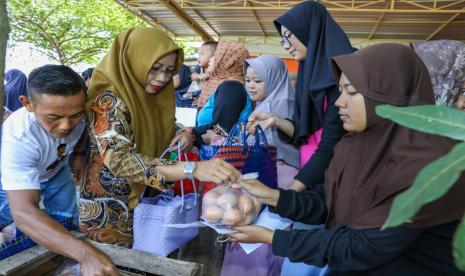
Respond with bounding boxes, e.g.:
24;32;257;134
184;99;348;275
79;28;240;247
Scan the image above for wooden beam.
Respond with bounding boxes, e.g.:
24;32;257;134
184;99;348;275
426;8;463;40
246;0;267;36
91;241;203;276
113;0;176;37
367;1;392;40
158;0;213;41
134;6;465;13
190;7;220;37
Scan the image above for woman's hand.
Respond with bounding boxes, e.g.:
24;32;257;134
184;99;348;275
194;159;242;184
170;130;194;152
201;130;216;145
231;180;280;207
228;225;274;244
289;179;306;192
247;112;277;134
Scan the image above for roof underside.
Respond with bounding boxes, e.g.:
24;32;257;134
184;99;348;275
116;0;465;55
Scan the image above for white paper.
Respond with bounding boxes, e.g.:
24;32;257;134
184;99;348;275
164;207;291;254
175;107;198;127
239;207;291;254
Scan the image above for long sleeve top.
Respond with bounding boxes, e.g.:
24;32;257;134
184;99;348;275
270;188;464;276
282;86;346;190
86;91;176;195
193;81;252;147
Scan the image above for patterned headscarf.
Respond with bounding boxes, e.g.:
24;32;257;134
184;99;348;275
198;39;249;107
411;40;465;107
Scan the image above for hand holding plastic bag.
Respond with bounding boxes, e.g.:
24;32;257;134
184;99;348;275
201;173;262;226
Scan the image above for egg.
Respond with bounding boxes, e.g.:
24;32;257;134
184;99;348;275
203;206;223;223
202;190;220;207
237;194;254;215
217;193;238;209
236;213;255;226
252;197;262;213
222;209;242;226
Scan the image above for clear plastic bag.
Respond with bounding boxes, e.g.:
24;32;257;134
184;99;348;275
201;183;261;226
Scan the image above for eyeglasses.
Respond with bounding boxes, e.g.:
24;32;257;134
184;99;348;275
280;33;292;47
150;66;176;78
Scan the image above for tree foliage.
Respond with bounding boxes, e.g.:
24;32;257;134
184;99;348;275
377;104;465;270
7;0;148;65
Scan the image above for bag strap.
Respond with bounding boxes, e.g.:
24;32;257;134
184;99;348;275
139;143;198;208
244;125;269;148
176;142;198;213
223;122;248;146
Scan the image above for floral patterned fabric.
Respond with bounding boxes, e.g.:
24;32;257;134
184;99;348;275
412;40;465;107
78;92;176;247
198;39;249;107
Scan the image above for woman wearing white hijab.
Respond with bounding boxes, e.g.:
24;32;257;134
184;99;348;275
245;55;300;189
221;55;299;276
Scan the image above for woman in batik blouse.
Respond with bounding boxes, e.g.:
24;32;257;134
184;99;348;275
79;28;240;247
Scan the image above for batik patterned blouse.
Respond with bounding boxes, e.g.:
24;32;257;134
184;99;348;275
78;91;176;247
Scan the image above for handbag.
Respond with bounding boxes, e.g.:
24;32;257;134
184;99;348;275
200;122;278;189
132;143;200;257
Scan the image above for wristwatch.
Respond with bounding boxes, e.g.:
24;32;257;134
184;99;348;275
183;162;196;180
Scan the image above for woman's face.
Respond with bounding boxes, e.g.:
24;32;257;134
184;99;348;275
145;52;177;95
335;73;367;133
280;25;307;61
245;67;266;102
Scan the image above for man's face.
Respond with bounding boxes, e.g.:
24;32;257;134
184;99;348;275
21;92;86;138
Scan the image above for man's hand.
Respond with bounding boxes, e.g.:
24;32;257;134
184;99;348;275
228;225;274;244
72;155;87;185
80;242;119;276
247;112;276;134
6;190;118;276
194;159;241;184
231;180;280;207
170;130;194;152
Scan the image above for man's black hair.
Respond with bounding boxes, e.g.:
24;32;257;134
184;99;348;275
27;64;85;99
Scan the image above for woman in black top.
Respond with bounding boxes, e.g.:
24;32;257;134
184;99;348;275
229;43;465;275
248;1;353;191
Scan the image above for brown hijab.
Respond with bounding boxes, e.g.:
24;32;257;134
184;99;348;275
198;39;249;107
326;43;465;229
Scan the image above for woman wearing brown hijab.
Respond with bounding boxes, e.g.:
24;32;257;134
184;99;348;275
228;43;465;275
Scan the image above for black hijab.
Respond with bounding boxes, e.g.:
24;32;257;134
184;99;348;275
4;69;28;112
274;2;354;144
175;64;193;107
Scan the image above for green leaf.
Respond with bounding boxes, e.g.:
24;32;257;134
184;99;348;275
382;142;465;229
453;214;465;271
376;105;465;141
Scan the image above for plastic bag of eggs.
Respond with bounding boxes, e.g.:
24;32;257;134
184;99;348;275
201;184;261;226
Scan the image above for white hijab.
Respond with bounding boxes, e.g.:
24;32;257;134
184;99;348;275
244;55;299;168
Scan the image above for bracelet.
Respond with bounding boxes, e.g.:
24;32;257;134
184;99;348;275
72;151;86;156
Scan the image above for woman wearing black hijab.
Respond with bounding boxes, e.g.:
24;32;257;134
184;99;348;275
230;43;465;275
248;2;353;192
173;64;194;107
